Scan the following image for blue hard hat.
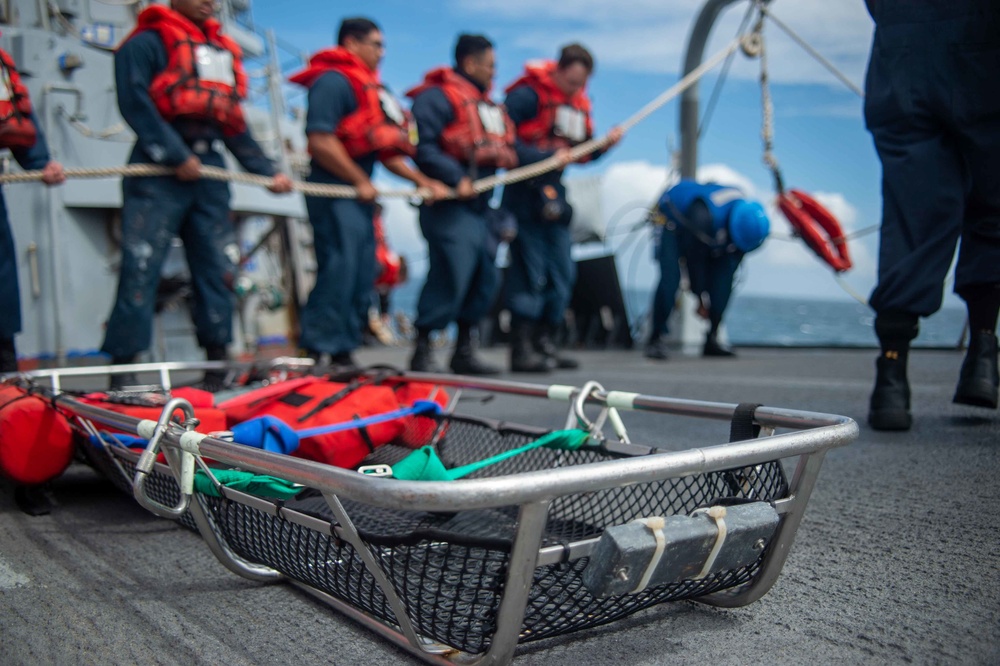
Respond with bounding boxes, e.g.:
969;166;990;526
728;201;770;252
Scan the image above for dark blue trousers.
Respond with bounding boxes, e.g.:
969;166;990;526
101;150;236;358
0;197;20;339
415;201;498;332
649;223;742;339
503;180;575;327
865;5;1000;316
298;197;375;355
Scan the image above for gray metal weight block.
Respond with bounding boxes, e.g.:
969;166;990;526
582;501;780;597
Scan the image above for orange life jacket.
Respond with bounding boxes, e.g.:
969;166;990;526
0;49;38;150
406;67;517;169
221;378;450;469
126;5;248;136
373;212;403;289
288;47;416;161
505;60;593;154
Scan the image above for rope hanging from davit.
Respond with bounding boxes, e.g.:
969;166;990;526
747;8;853;273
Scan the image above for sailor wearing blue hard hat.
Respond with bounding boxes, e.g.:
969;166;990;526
645;179;769;360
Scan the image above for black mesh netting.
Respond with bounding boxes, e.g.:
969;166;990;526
78;436;200;531
81;413;788;655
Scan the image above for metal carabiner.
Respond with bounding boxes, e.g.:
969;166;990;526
572;380;632;445
572;380;606;436
132;397;197;520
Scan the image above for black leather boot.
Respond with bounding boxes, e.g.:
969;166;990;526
953;331;999;409
644;335;668;360
869;312;919;431
329;352;359;371
198;345;230;393
108;354;139;390
450;323;499;376
868;353;912;431
703;333;736;357
14;485;52;516
510;320;549;373
533;322;578;370
410;332;441;373
0;337;17;373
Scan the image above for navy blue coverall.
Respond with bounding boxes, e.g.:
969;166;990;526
648;181;744;341
501;86;607;329
102;30;276;360
0;110;52;340
297;71;377;357
409;75;499;334
865;0;1000;318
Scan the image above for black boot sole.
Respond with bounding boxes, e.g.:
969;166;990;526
868;408;912;431
953;379;999;409
510;363;550;373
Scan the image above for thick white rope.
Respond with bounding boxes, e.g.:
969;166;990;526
751;16;782;189
0;37;743;201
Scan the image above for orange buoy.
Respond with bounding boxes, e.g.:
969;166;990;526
777;189;853;272
0;384;75;485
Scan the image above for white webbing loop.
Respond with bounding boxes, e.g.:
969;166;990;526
692;506;729;580
630;516;667;593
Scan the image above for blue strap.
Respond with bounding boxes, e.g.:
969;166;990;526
89;432;149;449
295;400;442;439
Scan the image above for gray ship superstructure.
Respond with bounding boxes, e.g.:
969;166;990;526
1;0;313;365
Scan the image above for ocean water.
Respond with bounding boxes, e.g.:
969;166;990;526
696;294;964;348
389;282;966;349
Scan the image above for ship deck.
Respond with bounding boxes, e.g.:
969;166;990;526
2;346;998;665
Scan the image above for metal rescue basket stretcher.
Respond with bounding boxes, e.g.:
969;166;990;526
34;362;857;665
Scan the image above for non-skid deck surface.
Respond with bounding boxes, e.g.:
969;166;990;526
2;347;998;665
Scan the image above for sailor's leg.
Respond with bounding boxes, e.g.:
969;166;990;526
298;197;375;362
101;176;190;362
180;177;236;356
0;200;21;372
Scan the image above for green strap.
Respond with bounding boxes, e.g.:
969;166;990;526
391;429;592;482
194;469;303;499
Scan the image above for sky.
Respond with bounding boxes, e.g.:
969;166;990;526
247;0;960;310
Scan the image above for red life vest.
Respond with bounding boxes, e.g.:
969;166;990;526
289;47;416;161
373;212;403;289
505;60;593;153
126;5;248;136
406;67;517;169
221;379;450;468
0;49;38;150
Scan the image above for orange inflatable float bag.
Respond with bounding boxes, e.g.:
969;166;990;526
78;386;229;436
0;384;75;485
223;379;406;468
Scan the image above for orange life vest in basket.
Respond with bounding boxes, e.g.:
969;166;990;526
222;378;449;468
126;5;248;136
505;60;593;155
406;67;518;169
777;189;853;273
289;47;416;161
78;386;230;437
0;49;38;150
0;384;74;485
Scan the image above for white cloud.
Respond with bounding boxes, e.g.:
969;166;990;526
380;159;880;303
566;159;876;301
456;0;873;89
